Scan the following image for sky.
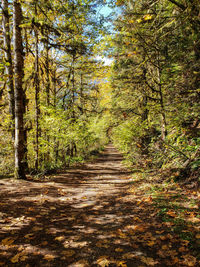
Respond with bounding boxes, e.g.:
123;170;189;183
96;4;117;65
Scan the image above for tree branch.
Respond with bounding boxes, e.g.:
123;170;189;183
167;0;186;10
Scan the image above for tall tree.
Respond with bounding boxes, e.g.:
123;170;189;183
13;0;26;179
2;0;15;138
34;3;40;170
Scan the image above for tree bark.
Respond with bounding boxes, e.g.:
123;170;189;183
13;0;26;179
34;4;40;170
45;34;50;106
2;0;15;139
45;34;50;164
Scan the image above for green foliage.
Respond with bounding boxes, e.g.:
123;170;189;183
109;0;200;176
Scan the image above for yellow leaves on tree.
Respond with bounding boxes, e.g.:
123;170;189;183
116;0;125;6
137;14;153;24
143;14;153;21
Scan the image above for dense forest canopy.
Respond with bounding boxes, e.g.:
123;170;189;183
0;0;199;181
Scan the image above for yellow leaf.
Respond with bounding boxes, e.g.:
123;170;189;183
141;256;159;266
61;250;75;257
21;255;28;261
24;233;34;239
137;19;142;24
55;236;65;241
96;256;110;267
144;14;153;21
167;210;176;217
11;253;21;263
196;234;200;239
134;217;142;222
72;259;89;267
44;254;55;261
32;226;43;231
179;246;187;252
116;0;125;6
41;241;48;246
1;237;15;246
132;225;145;232
115;248;124;252
28;207;35;211
147;241;155;246
182;255;196;266
117;261;127;267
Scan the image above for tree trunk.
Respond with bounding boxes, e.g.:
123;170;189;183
157;54;167;140
34;5;40;170
45;35;50;164
45;35;50;106
2;0;15;139
13;0;26;179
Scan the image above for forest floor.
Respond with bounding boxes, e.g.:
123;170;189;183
0;144;199;267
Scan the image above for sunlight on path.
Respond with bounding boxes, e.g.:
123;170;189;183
0;145;145;266
1;145;198;266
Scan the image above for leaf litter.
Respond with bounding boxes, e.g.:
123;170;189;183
0;145;199;266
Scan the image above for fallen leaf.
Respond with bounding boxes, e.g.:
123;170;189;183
24;233;34;239
172;257;179;264
96;257;110;267
115;248;124;252
72;259;89;267
122;252;142;259
179;246;187;252
11;253;21;263
161;245;168;250
55;236;65;241
132;225;146;232
41;241;48;246
134;217;142;222
182;255;196;266
96;241;109;248
44;254;55;261
28;207;35;211
156;230;164;234
32;226;43;231
167;210;176;217
21;255;28;261
61;250;75;257
147;241;155;246
141;256;159;266
157;250;167;258
1;237;15;246
117;261;127;267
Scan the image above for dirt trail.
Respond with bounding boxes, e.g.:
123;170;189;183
0;145;199;266
0;145;141;266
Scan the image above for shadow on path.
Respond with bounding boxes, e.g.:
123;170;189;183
0;145;199;266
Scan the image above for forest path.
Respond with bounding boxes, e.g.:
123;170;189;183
0;145;199;266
